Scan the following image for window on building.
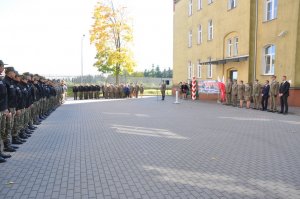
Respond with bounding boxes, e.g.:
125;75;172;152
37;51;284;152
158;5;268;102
207;58;212;78
233;37;239;56
197;25;202;44
188;61;193;79
265;0;278;21
227;39;233;57
264;45;275;75
198;0;202;10
197;60;202;78
228;0;237;10
208;20;213;41
189;0;193;16
188;30;193;47
208;0;213;5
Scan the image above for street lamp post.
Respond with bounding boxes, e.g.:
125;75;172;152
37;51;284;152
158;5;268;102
81;34;85;84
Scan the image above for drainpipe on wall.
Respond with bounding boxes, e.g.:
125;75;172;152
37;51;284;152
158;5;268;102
253;0;258;82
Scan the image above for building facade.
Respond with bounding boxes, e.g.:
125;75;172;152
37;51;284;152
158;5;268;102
173;0;300;106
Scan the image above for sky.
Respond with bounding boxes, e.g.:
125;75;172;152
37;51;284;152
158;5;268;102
0;0;173;76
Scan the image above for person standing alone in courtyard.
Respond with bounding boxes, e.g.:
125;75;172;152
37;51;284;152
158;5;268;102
160;80;166;100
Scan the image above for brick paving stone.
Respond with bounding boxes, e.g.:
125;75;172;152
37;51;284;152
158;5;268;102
0;97;300;198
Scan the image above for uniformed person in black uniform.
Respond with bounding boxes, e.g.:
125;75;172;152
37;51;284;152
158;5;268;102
0;61;12;162
78;84;83;100
12;73;27;144
2;67;18;152
73;85;78;100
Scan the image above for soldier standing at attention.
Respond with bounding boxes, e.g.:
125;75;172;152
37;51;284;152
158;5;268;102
0;60;12;161
140;84;144;98
238;80;245;108
73;85;78;100
95;85;100;99
135;83;140;98
3;67;18;152
225;79;232;105
231;79;238;107
160;80;166;100
252;79;261;110
244;83;252;109
84;84;89;100
269;75;279;112
78;84;83;100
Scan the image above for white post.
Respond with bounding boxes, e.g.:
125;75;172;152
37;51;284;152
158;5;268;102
174;89;180;104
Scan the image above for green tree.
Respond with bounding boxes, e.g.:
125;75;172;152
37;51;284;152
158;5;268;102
155;65;162;78
90;0;136;84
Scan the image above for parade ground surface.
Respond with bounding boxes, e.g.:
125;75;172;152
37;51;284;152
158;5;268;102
1;96;300;199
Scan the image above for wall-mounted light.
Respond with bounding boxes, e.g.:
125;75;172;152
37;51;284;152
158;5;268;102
278;31;288;38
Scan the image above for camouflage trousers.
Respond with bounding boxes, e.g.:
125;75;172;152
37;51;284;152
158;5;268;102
31;102;37;123
4;108;16;141
232;94;238;106
79;92;83;100
89;91;93;99
270;95;277;111
253;95;260;109
95;91;99;99
0;112;5;150
226;93;231;105
84;92;88;99
12;109;26;137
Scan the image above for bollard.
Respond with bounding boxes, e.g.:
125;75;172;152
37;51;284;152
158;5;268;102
174;90;180;104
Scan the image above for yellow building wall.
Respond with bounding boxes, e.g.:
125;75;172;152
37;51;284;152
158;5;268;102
173;0;300;105
255;0;300;87
173;0;252;85
173;0;188;84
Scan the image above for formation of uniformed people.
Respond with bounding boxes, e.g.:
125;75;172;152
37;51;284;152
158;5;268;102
0;60;65;163
224;75;290;114
72;83;144;100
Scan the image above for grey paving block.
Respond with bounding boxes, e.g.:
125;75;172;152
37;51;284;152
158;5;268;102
0;97;300;199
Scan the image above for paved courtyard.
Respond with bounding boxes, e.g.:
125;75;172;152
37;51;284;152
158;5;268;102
0;96;300;199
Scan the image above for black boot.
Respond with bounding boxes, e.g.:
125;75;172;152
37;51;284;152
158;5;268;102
0;152;11;159
4;140;16;152
25;128;34;134
28;125;37;130
12;137;23;145
19;132;29;139
0;156;6;163
17;136;27;143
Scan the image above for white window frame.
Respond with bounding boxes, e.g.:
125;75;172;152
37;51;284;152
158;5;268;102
198;0;202;10
197;60;202;78
263;45;275;75
207;58;213;78
227;39;233;57
197;25;202;44
233;37;239;56
189;0;193;16
265;0;278;21
188;61;193;80
208;20;213;41
208;0;213;5
188;30;193;48
228;0;237;10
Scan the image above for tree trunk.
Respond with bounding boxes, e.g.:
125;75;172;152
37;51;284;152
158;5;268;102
115;64;120;84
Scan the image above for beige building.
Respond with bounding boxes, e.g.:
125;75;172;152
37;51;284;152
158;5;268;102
173;0;300;106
